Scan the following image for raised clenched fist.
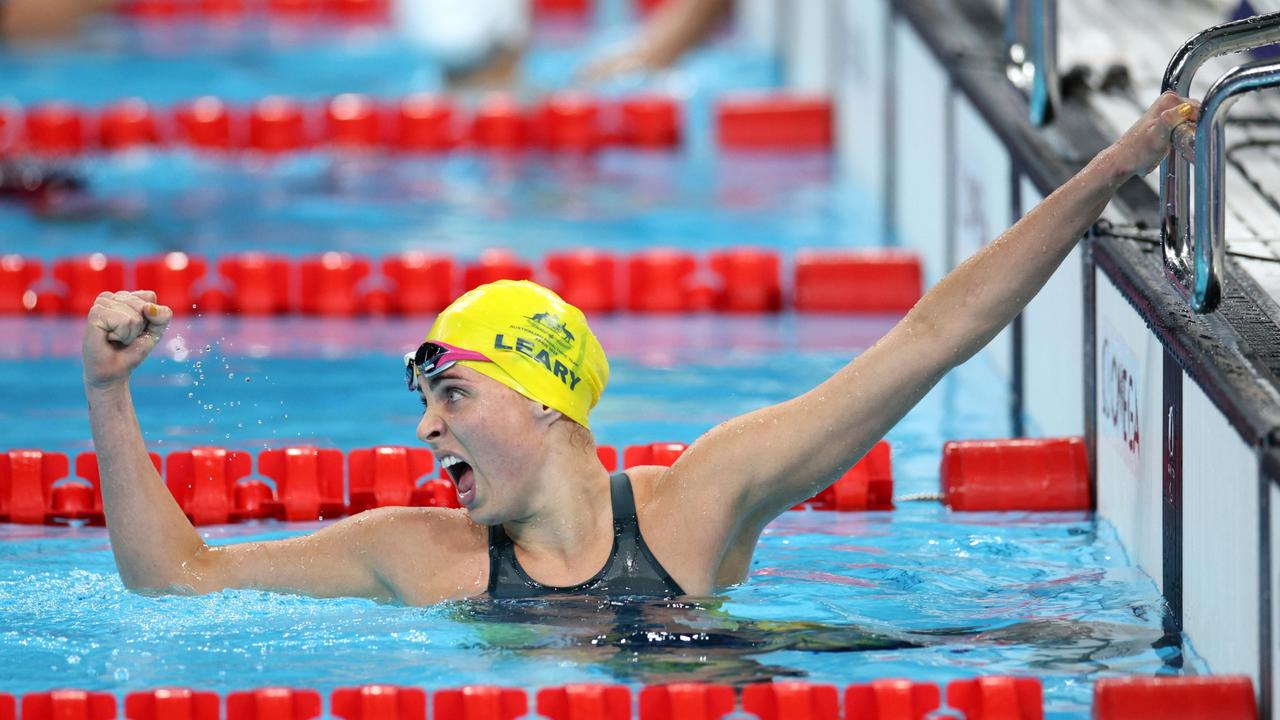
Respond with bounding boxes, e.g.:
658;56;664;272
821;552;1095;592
82;290;174;391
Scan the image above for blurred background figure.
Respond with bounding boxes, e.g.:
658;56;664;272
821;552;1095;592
581;0;731;81
394;0;530;87
2;0;106;40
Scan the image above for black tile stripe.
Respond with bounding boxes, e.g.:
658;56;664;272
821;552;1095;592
1163;349;1184;644
1260;449;1277;720
1010;165;1025;437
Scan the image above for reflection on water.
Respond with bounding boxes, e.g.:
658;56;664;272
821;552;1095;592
448;595;1181;687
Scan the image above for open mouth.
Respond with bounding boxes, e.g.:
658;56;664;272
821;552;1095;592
440;456;476;505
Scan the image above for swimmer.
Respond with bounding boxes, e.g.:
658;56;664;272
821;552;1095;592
82;93;1199;606
580;0;731;82
2;0;105;40
393;0;528;88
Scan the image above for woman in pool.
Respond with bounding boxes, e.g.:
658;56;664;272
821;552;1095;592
82;93;1197;606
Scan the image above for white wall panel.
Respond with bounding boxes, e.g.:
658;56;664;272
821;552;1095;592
1020;177;1084;437
1182;375;1260;681
952;92;1013;382
836;0;889;213
892;18;948;286
783;0;834;92
1095;269;1166;587
736;0;778;54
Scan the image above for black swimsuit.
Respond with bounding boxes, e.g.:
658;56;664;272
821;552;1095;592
486;472;686;598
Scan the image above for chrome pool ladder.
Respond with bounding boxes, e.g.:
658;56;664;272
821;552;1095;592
1160;12;1280;313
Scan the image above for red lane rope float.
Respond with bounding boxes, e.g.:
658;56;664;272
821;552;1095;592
395;94;459;152
116;0;388;20
0;255;40;313
0;450;68;525
533;0;591;17
1093;675;1257;720
166;447;254;525
324;94;381;149
227;688;323;720
540;92;603;153
0;105;17;156
463;249;535;292
173;97;235;150
625;248;708;313
845;679;942;719
4;92;682;156
620;96;680;148
258;446;346;521
546;248;620;314
4;678;1066;719
331;685;427;720
940;437;1090;512
6;248;925;316
794;250;923;313
19;690;117;720
946;677;1044;720
639;683;735;720
536;684;631;720
135;252;207;316
0;441;895;526
99;98;162;151
716;93;833;151
249;96;309;154
346;446;434;513
433;687;527;720
299;252;371;316
798;440;893;512
126;688;222;720
380;252;455;313
741;681;839;720
216;253;292;315
24;102;86;156
53;254;125;315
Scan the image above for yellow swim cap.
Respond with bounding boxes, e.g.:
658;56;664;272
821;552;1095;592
426;280;609;428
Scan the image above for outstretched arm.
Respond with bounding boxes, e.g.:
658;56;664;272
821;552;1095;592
648;93;1196;579
579;0;732;82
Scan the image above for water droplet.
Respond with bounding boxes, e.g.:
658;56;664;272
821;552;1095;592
114;668;129;682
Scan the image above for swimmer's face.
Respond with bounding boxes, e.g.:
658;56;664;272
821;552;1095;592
416;365;550;523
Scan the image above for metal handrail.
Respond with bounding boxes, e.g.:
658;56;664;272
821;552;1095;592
1160;12;1280;313
1166;59;1280;312
1005;0;1059;126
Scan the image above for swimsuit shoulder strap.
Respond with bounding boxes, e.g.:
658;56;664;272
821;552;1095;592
607;472;684;595
609;471;639;529
486;522;513;595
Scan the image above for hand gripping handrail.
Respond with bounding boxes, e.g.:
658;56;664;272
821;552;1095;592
1167;60;1280;312
1005;0;1060;126
1160;12;1280;312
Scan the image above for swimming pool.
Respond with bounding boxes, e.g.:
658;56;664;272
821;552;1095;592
0;315;1197;718
0;5;1206;719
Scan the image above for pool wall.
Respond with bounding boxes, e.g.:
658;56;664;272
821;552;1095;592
820;0;1278;715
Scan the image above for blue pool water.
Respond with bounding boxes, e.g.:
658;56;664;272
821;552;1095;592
0;316;1202;719
0;8;1205;719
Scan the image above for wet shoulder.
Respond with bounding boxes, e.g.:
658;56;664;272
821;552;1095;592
358;506;489;604
621;465;667;509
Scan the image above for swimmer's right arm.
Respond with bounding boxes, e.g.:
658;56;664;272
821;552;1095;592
82;292;397;600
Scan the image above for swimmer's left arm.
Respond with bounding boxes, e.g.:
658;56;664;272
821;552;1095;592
650;93;1196;564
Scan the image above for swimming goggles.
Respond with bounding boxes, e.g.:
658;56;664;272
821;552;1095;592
404;341;492;392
